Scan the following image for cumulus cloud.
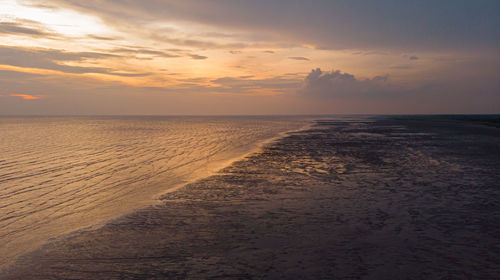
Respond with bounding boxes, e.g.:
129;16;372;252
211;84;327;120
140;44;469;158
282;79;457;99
300;68;392;98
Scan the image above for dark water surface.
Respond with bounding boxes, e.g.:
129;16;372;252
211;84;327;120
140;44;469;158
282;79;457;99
2;117;499;279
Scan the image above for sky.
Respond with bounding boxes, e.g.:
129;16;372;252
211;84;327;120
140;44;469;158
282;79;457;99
0;0;499;115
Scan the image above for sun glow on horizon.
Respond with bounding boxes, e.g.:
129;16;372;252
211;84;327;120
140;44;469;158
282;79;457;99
0;0;497;114
0;0;112;39
0;0;428;92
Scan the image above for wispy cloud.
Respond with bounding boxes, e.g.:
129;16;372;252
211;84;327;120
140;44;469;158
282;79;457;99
0;20;58;37
189;54;207;60
211;75;301;94
111;48;180;58
288;56;310;61
0;45;150;77
150;33;249;49
87;34;118;41
10;94;43;100
19;1;59;10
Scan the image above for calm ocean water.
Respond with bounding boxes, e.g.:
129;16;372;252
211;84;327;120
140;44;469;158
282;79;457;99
0;116;307;269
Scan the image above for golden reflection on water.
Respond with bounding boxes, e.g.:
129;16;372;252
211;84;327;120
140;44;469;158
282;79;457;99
0;116;306;270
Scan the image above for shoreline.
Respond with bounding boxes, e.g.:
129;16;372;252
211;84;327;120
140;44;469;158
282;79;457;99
0;119;314;274
3;117;498;279
152;119;314;201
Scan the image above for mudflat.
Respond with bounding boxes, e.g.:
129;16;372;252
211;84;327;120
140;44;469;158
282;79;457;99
3;117;499;279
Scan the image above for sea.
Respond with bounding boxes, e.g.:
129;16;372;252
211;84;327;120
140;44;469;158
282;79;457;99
0;116;308;270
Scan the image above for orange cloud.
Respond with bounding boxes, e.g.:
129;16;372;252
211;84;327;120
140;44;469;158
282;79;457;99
0;64;168;88
10;94;43;100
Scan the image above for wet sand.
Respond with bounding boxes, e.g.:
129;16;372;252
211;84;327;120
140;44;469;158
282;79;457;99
2;117;499;279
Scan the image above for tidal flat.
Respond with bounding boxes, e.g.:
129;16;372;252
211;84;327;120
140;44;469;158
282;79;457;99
3;117;499;279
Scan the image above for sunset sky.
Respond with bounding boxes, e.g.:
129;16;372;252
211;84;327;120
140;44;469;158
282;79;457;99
0;0;499;115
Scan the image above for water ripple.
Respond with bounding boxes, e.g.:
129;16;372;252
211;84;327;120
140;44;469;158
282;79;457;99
0;116;306;270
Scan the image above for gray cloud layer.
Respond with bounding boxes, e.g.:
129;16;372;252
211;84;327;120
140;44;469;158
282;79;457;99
48;0;500;51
